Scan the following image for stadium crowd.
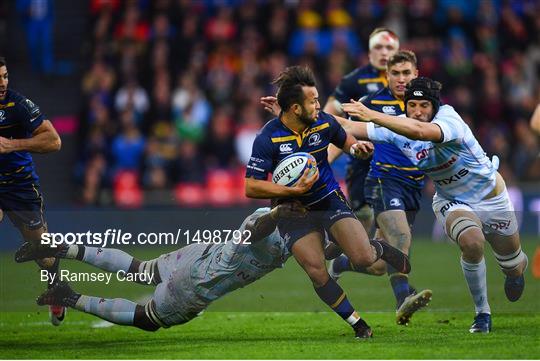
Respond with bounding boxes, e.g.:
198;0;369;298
76;0;540;206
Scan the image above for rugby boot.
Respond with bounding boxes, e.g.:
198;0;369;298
469;313;491;333
396;289;432;325
352;318;373;339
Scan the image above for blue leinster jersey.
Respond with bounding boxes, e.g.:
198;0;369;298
332;64;388;191
332;64;388;104
363;88;424;188
246;111;347;205
0;90;45;189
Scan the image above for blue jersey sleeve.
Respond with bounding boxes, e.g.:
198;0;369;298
332;72;360;104
15;96;45;133
245;133;274;180
328;115;347;149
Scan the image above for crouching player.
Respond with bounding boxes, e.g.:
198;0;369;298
21;203;340;331
342;77;528;333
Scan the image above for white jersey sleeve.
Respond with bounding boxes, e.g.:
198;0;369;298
366;121;396;143
431;105;465;143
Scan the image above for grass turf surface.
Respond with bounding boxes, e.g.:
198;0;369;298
1;240;539;359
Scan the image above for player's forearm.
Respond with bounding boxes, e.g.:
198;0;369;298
8;131;61;153
336;116;368;139
327;144;343;164
369;112;427;140
245;211;279;243
245;178;299;199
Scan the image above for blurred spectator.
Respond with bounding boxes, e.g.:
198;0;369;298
77;0;540;206
16;0;55;74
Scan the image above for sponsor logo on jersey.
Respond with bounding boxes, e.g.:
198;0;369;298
425;156;458;172
250;157;264;164
382;106;396;115
389;198;401;207
435;168;469;186
279;143;293;153
416;146;434;160
308;133;322;147
440;200;468;216
0;110;5;122
367;83;380;92
413;91;423;96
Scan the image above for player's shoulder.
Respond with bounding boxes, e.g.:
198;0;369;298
7;89;41;114
362;87;390;103
433;105;463;124
257;117;281;136
341;64;377;82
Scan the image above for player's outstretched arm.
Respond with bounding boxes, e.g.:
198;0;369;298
245;168;319;199
343;100;443;142
0;120;61;154
245;202;307;243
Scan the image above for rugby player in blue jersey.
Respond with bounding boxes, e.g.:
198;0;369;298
328;51;433;326
342;77;528;333
248;66;411;338
0;57;65;325
325;28;400;231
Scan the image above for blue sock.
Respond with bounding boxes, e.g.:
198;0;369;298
314;278;360;326
388;265;410;308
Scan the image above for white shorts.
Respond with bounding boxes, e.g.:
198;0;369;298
151;245;209;327
432;189;518;238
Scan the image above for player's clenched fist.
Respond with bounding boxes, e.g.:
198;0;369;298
350;140;374;159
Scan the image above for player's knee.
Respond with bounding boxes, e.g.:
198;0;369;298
458;236;484;258
303;262;329;287
134;304;161;332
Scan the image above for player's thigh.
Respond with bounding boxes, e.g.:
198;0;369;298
485;231;521;256
376;210;411;253
0;186;46;239
150;272;207;327
444;209;485;255
291;231;327;285
155;244;204;282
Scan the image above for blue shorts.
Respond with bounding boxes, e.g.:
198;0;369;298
278;189;355;251
345;162;370;212
0;184;45;231
364;177;422;226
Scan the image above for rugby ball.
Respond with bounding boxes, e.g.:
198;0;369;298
272;152;317;186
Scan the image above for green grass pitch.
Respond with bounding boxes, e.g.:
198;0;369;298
1;240;539;359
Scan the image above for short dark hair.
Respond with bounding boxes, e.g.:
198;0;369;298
387;50;417;70
273;66;316;111
0;57;6;67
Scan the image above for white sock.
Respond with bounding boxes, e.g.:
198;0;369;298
81;247;134;273
75;295;136;325
460;257;491;314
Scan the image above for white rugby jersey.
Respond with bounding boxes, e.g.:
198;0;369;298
367;105;497;203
